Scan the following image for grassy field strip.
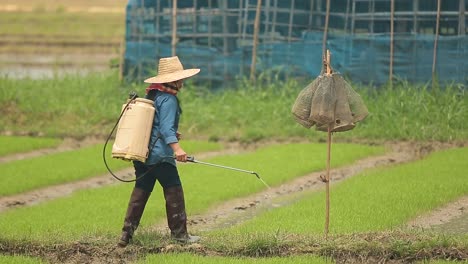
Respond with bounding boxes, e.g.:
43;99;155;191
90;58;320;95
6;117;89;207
204;147;468;238
0;140;223;197
0;254;45;264
0;143;383;242
139;253;331;264
0;0;127;11
0;12;124;38
0;136;61;157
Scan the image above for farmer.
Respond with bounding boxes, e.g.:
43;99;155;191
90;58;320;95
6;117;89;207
118;56;201;247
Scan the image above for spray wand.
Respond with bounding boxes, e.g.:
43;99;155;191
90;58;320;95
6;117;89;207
184;156;271;189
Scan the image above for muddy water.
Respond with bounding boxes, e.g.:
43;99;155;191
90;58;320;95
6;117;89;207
0;54;112;79
0;65;108;79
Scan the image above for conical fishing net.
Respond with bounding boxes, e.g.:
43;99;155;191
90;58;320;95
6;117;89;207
291;77;320;128
292;65;368;132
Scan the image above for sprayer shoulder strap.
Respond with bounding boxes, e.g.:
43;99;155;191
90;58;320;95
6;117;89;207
145;90;159;102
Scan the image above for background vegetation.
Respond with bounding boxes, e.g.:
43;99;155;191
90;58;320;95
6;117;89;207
1;71;466;142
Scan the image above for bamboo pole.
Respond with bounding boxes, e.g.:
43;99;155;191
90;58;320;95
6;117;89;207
459;0;466;35
322;0;331;56
324;49;332;238
287;0;295;43
171;0;177;56
325;123;332;238
389;0;394;87
432;0;441;86
250;0;262;82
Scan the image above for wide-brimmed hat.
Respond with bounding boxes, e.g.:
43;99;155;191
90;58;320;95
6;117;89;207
144;56;200;83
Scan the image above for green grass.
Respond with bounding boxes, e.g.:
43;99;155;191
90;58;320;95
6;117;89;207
0;140;222;196
0;143;382;242
0;72;127;137
206;147;468;237
0;136;61;156
138;253;331;264
354;81;467;141
181;78;467;142
0;254;45;264
1;71;466;141
1;0;127;8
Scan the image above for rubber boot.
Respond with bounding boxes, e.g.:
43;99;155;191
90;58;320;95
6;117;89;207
164;185;200;243
117;187;151;247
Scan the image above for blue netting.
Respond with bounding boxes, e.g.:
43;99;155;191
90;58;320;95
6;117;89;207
123;0;468;86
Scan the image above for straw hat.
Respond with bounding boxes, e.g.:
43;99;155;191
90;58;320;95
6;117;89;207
144;56;200;83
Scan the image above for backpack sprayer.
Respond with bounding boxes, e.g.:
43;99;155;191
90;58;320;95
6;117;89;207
103;92;271;188
103;92;156;182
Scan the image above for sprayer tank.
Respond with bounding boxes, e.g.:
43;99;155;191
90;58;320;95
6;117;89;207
112;98;155;163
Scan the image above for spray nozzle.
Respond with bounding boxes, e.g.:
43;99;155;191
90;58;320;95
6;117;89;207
129;91;139;99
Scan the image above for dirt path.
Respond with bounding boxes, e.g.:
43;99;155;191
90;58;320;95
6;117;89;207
408;196;468;229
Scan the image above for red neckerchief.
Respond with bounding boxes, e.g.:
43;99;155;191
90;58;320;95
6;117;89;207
145;83;178;95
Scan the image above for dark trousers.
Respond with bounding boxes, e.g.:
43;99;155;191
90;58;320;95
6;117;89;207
133;161;182;193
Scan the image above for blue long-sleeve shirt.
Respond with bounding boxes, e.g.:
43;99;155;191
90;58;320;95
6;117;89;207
145;91;180;166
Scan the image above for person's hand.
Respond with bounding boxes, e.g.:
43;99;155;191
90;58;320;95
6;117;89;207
174;148;187;162
170;142;187;162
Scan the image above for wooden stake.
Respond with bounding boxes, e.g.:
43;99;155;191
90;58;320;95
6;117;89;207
171;0;178;56
250;0;262;82
432;0;441;86
325;49;332;238
322;0;331;56
325;123;332;238
389;0;394;87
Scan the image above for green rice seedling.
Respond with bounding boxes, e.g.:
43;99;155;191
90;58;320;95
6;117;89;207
0;254;45;264
0;143;382;242
0;140;222;196
0;144;127;196
139;253;332;264
0;136;61;156
207;147;467;236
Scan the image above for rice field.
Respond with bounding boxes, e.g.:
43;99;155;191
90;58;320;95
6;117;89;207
0;0;467;262
0;135;466;263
